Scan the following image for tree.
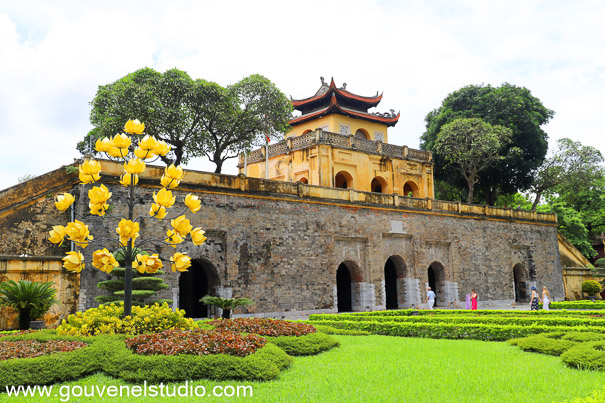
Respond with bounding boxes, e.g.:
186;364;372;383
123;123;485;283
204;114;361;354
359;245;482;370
79;69;292;172
421;83;554;205
433;118;514;204
200;295;254;319
529;138;603;211
0;280;59;330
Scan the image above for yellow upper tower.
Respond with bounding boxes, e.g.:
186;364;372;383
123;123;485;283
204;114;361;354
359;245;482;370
239;78;434;198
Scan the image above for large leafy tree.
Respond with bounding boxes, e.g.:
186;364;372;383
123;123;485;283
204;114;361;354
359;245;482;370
78;69;292;172
434;118;514;203
529;138;603;211
421;83;554;205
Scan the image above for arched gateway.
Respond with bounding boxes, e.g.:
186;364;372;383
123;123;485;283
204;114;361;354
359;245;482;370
178;258;220;318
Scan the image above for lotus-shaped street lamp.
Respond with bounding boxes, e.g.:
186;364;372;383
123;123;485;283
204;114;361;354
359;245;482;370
49;119;206;316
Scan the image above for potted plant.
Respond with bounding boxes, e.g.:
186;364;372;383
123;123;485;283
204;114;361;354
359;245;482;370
200;296;254;319
0;280;60;330
581;280;602;301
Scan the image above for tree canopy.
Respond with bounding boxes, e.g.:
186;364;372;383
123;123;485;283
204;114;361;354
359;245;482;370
434;118;514;203
421;83;554;205
78;68;292;172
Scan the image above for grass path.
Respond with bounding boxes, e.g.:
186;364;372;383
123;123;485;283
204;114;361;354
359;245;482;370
2;335;603;402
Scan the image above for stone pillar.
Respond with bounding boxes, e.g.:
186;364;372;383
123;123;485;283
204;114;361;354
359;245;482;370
352;282;376;312
404;278;421;308
444;281;460;307
171;287;179;312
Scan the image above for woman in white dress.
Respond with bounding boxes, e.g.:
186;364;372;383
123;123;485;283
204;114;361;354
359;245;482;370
542;286;551;311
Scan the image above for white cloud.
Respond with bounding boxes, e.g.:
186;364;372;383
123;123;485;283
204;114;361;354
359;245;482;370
0;0;604;189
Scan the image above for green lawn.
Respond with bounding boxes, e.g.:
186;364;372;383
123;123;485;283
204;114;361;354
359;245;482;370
2;335;603;402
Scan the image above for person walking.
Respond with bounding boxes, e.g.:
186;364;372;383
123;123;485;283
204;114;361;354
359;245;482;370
471;289;478;310
542;286;551;311
530;286;540;311
426;287;436;310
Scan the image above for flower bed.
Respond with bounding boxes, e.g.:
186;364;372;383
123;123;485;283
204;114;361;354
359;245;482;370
0;339;88;361
0;330;37;339
208;318;316;337
125;329;266;358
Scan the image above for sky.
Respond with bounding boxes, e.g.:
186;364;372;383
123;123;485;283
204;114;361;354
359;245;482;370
0;0;604;190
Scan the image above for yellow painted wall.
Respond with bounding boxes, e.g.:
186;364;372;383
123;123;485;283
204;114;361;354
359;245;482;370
288;115;389;142
243;144;433;198
0;257;79;330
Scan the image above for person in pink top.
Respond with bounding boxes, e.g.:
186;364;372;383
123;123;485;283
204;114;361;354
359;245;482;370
471;289;478;310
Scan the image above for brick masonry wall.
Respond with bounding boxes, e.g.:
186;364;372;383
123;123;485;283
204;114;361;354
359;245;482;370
1;169;564;317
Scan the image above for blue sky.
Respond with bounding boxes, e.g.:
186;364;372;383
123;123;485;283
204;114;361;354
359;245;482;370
0;0;604;190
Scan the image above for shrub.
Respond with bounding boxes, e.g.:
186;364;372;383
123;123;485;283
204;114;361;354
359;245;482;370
0;339;87;361
561;340;605;370
208;318;317;337
0;280;60;330
56;303;196;336
594;258;605;268
562;332;605;342
200;296;254;319
507;335;576;356
125;329;267;357
312;324;370;335
267;333;340;356
547;301;605;310
582;280;602;296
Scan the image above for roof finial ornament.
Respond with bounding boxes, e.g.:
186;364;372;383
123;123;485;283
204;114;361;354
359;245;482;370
320;76;325;85
342;83;347;90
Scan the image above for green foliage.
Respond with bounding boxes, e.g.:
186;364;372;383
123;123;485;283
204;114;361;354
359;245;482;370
79;68;293;172
200;296;254;319
507;335;576;356
0;332;290;386
582;280;602;296
561;340;605;370
0;280;60;330
434;117;515;203
595;258;605;268
266;333;340;356
421;83;553;205
56;303;196;336
312;324;370;335
547;301;605;310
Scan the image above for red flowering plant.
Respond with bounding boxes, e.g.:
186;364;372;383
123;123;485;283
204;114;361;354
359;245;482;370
208;318;317;337
0;339;88;361
125;329;266;358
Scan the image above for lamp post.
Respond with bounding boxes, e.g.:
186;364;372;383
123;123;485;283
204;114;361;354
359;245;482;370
49;120;207;316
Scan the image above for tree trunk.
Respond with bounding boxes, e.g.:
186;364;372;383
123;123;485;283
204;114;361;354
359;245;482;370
19;307;31;330
221;308;231;319
531;190;543;211
466;178;475;204
214;159;223;173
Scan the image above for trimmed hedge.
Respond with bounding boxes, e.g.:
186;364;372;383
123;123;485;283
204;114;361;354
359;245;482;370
310;309;605;318
508;335;576;356
0;331;292;387
312;324;370;336
309;319;605;341
547;301;605;310
561;340;605;370
266;333;340;356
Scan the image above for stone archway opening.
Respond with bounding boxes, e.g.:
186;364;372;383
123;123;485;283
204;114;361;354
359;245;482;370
336;261;363;312
513;263;529;302
179;258;220;318
428;261;446;307
355;129;369;139
335;171;353;189
384;255;406;309
298;177;308;184
371;176;388;194
403;181;419;197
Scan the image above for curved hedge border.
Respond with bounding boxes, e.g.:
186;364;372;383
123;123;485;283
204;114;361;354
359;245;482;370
309;319;605;341
545;301;605;310
310;313;605;329
266;333;340;356
0;331;292;387
312;324;370;336
310;309;605;318
561;341;605;370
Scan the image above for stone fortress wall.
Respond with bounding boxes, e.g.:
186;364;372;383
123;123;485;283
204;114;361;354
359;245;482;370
0;161;563;319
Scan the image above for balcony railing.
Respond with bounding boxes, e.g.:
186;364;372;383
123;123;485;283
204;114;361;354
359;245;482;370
239;129;432;166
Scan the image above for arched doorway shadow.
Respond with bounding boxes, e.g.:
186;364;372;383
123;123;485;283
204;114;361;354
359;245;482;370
336;261;362;312
513;263;529;302
179;258;220;318
335;171;353;189
371;176;388;194
428;261;446;307
384;255;406;309
403;181;419;197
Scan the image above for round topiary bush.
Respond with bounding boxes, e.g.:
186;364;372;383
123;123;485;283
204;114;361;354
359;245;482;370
594;258;605;268
56;303;196;336
582;280;602;297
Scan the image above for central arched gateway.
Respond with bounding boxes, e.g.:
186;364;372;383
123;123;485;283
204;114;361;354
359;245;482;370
427;261;446;307
179;258;220;318
384;255;406;309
